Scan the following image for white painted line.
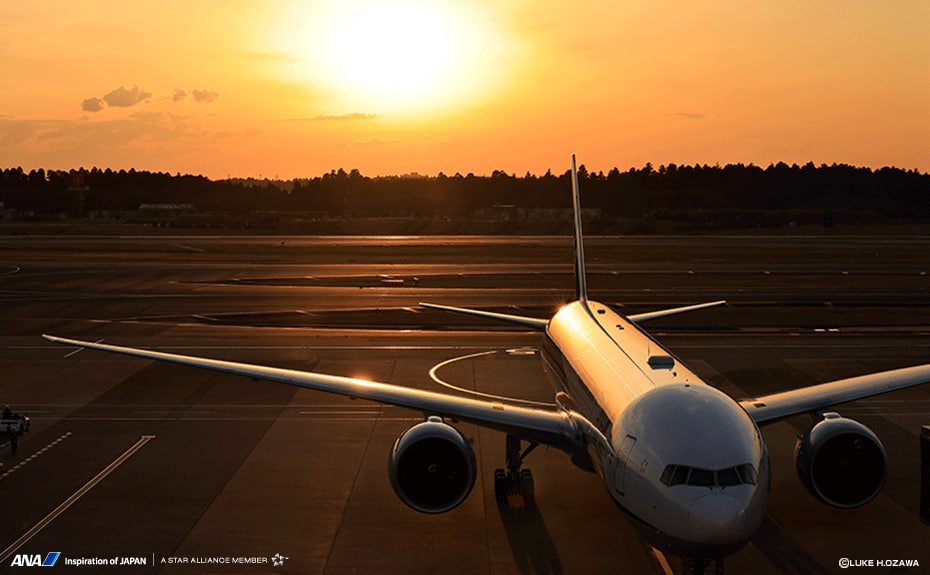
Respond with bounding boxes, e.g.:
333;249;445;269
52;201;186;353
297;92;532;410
133;410;216;415
25;416;417;422
298;410;382;416
63;338;104;359
174;244;206;253
429;349;555;408
25;344;507;352
0;434;155;565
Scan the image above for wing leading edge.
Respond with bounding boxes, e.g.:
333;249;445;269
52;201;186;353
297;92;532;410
418;300;728;330
418;302;549;330
42;334;578;449
740;363;930;425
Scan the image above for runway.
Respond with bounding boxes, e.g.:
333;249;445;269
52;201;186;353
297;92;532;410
0;234;928;574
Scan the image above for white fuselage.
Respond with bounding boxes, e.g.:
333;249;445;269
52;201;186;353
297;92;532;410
541;300;769;557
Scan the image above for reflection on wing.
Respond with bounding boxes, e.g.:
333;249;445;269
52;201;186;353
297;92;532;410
740;364;930;425
42;334;578;449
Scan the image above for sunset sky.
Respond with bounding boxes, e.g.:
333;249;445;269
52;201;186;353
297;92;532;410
1;1;927;179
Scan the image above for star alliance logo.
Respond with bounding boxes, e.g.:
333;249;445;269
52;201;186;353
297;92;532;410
271;553;288;567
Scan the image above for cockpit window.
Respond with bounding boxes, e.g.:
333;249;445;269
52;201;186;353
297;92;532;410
688;468;715;487
716;466;741;487
661;464;690;486
736;463;758;485
660;463;758;488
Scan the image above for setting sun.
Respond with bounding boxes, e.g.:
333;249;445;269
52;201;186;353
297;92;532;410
285;0;506;115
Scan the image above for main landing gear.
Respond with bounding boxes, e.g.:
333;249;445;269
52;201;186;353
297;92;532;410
494;434;538;507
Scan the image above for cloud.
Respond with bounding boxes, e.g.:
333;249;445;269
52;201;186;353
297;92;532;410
311;113;378;121
82;97;105;112
192;89;219;104
0;117;63;147
103;85;152;108
172;89;187;102
670;112;707;120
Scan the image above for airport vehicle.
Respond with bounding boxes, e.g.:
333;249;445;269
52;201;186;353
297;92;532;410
1;409;29;435
44;157;930;572
1;417;28;435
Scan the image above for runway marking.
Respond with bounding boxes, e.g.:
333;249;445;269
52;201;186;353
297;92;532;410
429;349;556;408
173;243;206;253
298;410;382;415
26;344;511;352
134;409;217;415
62;338;104;359
0;435;155;566
29;416;419;423
9;402;404;409
0;431;72;481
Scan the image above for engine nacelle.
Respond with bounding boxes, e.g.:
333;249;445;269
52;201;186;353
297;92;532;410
794;413;886;508
388;417;477;514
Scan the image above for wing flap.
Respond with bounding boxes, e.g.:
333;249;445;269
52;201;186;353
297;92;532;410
740;364;930;425
43;334;575;447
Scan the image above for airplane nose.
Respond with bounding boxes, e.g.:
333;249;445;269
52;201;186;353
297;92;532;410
688;493;747;545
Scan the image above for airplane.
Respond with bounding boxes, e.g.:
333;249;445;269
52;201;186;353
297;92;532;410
44;156;930;573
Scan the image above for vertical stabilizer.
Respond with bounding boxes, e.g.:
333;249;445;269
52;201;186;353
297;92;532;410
571;154;588;303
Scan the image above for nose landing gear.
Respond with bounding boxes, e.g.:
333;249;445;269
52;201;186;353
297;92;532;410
684;556;724;575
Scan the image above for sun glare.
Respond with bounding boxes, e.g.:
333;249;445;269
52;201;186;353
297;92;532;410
277;0;505;116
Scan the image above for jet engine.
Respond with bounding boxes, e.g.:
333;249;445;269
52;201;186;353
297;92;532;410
388;417;477;514
794;412;886;508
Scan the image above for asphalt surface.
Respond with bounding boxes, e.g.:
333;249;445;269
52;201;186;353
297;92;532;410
0;234;928;574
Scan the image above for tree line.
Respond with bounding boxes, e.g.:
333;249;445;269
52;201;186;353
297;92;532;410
0;163;927;221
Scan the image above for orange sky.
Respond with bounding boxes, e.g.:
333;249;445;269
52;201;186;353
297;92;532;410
1;1;927;178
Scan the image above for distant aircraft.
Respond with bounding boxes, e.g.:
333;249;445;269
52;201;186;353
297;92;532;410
45;156;930;573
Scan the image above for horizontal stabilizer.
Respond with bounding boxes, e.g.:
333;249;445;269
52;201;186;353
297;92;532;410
419;303;549;330
627;300;727;323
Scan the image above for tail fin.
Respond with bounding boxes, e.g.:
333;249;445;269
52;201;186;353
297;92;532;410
571;154;588;303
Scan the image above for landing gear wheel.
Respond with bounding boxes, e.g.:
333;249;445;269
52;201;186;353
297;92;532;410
494;468;507;503
520;468;535;507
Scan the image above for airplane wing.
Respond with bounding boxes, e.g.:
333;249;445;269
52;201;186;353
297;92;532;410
418;303;549;330
627;300;727;323
739;364;930;425
418;300;728;329
42;334;579;449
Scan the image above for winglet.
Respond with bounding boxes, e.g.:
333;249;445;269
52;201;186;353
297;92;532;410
571;154;588;304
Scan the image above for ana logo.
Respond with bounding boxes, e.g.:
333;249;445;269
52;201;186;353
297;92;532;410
10;552;60;567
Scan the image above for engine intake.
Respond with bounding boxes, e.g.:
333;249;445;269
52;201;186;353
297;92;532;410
795;413;886;508
388;417;477;514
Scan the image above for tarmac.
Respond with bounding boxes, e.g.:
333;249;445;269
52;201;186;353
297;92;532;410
0;234;928;574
